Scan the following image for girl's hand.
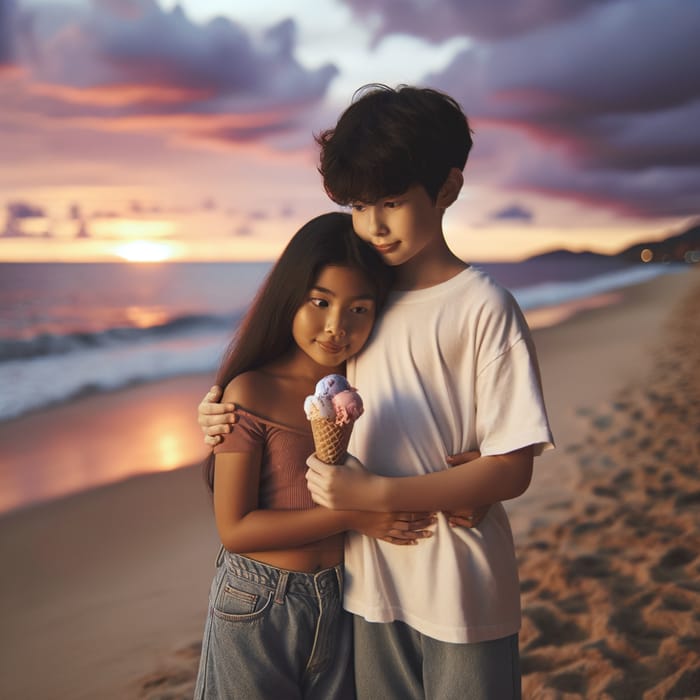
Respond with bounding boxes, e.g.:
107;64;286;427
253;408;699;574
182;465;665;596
197;386;237;447
350;511;436;545
444;449;491;528
306;454;381;511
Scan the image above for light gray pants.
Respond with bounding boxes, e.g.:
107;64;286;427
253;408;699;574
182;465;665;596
353;617;521;700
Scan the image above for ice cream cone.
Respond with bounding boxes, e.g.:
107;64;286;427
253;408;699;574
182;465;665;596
309;406;353;465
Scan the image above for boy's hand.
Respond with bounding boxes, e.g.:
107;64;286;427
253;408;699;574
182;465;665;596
198;386;237;447
306;454;380;511
444;449;491;528
445;505;490;528
350;510;436;546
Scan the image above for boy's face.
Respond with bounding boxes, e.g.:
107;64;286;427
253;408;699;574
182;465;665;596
349;185;445;268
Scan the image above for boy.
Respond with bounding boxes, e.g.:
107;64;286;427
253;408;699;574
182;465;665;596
200;85;553;699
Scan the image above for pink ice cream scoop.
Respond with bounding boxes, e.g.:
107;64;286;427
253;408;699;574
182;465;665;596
331;390;364;425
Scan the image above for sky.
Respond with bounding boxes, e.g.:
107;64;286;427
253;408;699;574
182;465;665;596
0;0;698;262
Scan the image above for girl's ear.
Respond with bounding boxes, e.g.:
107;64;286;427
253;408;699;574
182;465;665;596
436;168;464;209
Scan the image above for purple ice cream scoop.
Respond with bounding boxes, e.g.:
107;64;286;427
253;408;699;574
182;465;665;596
332;390;364;425
314;373;351;399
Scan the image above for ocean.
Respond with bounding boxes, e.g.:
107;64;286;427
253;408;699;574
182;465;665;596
0;257;682;423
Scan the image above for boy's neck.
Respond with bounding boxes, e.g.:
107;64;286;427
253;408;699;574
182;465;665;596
393;242;468;291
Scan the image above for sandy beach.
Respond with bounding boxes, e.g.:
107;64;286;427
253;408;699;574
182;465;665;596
0;268;698;699
517;269;700;699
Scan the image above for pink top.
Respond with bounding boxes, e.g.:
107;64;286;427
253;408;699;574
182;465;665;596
213;408;315;510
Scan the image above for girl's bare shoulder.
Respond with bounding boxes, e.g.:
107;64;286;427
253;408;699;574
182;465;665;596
223;369;311;430
222;370;275;408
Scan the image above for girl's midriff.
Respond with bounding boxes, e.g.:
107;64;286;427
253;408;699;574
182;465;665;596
242;534;345;573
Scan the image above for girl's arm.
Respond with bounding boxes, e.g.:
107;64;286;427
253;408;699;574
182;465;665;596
214;449;433;552
305;446;534;513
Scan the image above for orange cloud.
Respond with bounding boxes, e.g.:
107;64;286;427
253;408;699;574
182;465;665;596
29;81;214;107
8;1;336;149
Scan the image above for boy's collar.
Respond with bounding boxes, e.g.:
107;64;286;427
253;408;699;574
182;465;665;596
393;260;469;291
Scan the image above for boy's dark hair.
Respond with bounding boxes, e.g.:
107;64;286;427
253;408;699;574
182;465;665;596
204;212;392;491
317;84;473;205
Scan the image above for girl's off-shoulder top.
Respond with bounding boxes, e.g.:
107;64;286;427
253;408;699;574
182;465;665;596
213;408;315;510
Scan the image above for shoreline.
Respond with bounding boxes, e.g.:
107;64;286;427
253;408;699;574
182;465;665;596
0;268;698;698
0;372;215;515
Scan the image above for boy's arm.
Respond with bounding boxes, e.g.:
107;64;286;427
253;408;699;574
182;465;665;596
306;446;533;513
443;450;490;527
198;386;237;447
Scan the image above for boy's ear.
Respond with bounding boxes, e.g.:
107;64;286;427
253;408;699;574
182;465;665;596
436;168;464;209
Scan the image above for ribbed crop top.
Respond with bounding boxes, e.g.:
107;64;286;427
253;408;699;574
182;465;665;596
213;408;315;510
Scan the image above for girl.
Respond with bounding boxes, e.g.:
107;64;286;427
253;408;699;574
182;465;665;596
194;212;434;699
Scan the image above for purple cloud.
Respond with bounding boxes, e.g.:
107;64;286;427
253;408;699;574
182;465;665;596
491;204;534;222
336;0;699;219
340;0;607;43
2;199;46;237
513;158;700;218
7;0;337;144
420;0;700;218
0;0;15;67
7;200;45;218
234;224;253;237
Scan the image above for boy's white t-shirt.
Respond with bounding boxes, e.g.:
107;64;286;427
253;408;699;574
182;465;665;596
344;267;554;644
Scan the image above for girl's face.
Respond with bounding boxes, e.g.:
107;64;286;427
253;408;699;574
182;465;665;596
292;265;377;368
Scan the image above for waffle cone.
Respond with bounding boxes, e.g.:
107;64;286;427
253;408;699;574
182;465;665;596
309;407;353;465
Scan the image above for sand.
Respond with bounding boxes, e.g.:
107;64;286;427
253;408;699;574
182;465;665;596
517;271;700;699
0;268;698;699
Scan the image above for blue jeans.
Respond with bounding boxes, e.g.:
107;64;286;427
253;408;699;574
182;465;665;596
194;549;354;699
353;617;521;700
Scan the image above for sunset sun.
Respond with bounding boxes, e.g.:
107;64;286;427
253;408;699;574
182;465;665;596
114;240;174;262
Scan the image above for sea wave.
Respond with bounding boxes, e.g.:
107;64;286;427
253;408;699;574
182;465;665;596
0;330;233;421
0;311;246;421
510;263;681;310
0;312;235;362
